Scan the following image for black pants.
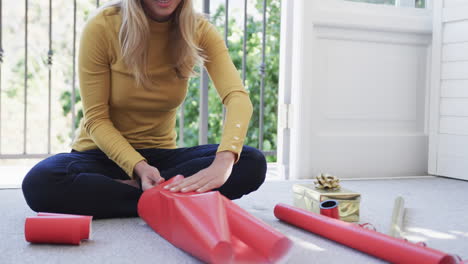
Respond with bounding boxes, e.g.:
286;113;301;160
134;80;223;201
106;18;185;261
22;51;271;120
21;144;267;219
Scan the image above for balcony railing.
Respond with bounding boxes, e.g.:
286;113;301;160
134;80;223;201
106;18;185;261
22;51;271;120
0;0;278;160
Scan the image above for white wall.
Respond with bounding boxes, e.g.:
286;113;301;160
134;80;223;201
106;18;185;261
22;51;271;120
283;0;433;179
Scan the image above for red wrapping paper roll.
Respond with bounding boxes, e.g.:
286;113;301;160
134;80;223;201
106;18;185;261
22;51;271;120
274;203;457;264
25;217;82;245
37;212;93;240
138;175;291;264
25;213;92;245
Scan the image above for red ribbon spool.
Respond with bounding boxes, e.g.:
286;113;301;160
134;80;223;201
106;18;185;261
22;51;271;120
320;199;340;219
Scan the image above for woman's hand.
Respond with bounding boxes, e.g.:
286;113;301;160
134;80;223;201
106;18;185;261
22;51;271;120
164;151;236;193
134;161;165;191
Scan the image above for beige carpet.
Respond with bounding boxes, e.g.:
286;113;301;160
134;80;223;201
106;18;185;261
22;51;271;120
1;177;467;263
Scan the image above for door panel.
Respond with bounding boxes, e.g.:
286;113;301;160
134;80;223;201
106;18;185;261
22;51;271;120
429;0;468;180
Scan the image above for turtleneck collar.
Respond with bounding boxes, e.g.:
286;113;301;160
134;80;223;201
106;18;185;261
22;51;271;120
148;16;173;32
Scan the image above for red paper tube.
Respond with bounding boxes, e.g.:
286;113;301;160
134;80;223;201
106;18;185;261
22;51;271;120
274;203;457;264
25;217;80;245
320;200;340;219
37;212;93;240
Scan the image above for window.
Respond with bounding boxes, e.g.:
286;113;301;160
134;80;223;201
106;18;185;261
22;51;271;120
346;0;426;8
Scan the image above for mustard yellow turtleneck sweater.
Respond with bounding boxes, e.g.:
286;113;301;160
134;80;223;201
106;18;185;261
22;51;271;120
71;7;253;178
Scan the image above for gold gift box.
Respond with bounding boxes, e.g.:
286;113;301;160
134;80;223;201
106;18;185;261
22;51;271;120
293;184;361;222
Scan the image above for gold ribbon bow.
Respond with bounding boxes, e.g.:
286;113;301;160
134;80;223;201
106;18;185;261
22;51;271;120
314;173;341;190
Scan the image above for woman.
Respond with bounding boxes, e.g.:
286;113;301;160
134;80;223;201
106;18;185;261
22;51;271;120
21;0;266;219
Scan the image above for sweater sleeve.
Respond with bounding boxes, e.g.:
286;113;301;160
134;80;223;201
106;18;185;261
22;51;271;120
78;15;146;178
198;19;254;163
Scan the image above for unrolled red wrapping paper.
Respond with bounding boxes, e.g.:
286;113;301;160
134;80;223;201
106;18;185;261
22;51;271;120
138;175;292;264
25;213;92;245
274;203;457;264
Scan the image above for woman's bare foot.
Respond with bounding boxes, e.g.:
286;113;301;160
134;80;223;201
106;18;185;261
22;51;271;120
115;179;140;189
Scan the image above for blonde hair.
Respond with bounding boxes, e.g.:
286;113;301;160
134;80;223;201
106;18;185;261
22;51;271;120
98;0;204;88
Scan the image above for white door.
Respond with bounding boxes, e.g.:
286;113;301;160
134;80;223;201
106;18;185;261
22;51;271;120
286;0;433;179
428;0;468;181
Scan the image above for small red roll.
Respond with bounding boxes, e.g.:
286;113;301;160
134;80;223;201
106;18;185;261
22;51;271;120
37;212;92;240
25;213;92;245
319;200;340;219
274;203;457;264
25;217;81;245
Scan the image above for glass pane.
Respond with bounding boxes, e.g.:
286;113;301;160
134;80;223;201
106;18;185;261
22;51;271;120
345;0;426;8
346;0;396;5
415;0;426;8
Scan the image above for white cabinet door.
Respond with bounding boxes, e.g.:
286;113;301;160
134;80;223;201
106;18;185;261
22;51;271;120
429;0;468;180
